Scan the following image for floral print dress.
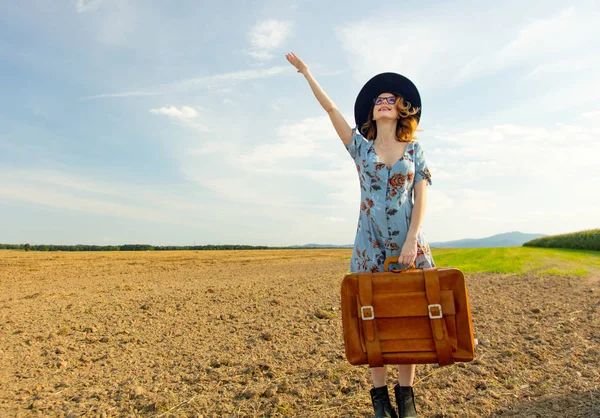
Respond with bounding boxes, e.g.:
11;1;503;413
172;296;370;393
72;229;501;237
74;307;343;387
345;127;436;273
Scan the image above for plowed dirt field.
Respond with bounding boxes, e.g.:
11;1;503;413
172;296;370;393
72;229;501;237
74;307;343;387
1;250;598;417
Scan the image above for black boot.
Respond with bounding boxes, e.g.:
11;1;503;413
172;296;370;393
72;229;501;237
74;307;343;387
394;384;417;418
370;386;398;418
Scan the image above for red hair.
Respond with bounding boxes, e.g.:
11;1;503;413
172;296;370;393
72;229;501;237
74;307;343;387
360;94;420;142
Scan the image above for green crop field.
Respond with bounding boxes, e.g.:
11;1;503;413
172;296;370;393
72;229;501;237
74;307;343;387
431;246;600;276
524;228;600;251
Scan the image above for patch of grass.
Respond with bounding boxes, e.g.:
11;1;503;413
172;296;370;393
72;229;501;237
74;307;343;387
537;267;588;277
277;404;295;415
431;247;600;277
342;246;599;277
57;327;72;336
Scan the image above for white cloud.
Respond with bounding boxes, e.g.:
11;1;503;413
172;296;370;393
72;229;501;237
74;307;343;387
250;20;292;50
582;110;600;120
336;3;600;90
183;66;287;87
496;8;577;60
246;20;292;61
326;217;346;223
430;121;600;181
170;114;361;237
75;0;142;47
426;189;454;213
527;56;600;77
337;21;447;87
246;50;274;61
237;115;337;166
0;184;182;224
0;167;241;228
83;91;155;99
3;168;114;196
150;106;198;119
229;115;363;210
149;106;209;131
75;0;104;13
454;7;592;83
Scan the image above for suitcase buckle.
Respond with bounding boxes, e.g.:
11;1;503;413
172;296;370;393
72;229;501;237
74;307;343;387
428;304;443;319
360;305;375;320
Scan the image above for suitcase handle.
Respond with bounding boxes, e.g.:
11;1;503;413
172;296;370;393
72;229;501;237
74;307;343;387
384;256;416;273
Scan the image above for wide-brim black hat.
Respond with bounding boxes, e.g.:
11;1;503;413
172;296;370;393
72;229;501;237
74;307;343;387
354;72;421;131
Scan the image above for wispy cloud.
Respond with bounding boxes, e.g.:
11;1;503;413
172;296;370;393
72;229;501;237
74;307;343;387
337;4;600;89
0;184;183;224
0;168;115;196
430;121;599;180
149;105;210;132
150;106;199;119
75;0;104;13
454;7;597;84
425;116;600;236
229;115;365;208
0;167;228;225
527;56;600;77
238;115;338;167
245;20;292;61
175;114;358;211
326;217;346;223
83;91;156;100
82;66;287;99
582;110;600;119
246;50;275;61
176;66;287;89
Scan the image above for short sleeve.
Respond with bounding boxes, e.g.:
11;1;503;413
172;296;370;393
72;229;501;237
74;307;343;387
414;142;432;186
344;127;368;160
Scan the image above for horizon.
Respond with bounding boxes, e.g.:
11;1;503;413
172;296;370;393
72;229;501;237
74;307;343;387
0;230;553;247
1;0;599;246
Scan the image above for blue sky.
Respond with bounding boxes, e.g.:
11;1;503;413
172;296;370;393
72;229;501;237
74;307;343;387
1;0;599;246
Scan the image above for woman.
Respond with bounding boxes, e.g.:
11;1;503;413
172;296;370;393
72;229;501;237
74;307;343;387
285;52;435;418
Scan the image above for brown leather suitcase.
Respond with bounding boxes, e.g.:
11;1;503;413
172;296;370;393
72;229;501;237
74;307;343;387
341;256;475;367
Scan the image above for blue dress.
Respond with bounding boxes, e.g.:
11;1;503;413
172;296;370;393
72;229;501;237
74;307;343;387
345;127;436;273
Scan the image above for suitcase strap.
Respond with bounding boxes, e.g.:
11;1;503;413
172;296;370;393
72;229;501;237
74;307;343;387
424;268;455;366
357;273;384;368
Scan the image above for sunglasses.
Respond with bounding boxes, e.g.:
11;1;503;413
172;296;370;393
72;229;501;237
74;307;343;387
373;96;397;105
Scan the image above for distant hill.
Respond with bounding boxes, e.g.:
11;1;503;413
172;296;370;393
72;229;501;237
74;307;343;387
430;232;546;248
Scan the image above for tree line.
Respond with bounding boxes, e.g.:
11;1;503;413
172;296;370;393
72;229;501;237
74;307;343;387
0;244;275;252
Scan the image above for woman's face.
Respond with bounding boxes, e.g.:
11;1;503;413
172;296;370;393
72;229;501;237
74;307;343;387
372;92;399;121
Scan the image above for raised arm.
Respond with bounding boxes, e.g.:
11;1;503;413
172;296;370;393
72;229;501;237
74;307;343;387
285;52;353;145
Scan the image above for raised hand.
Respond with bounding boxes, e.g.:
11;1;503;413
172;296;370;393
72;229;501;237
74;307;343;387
285;52;309;75
285;51;351;145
